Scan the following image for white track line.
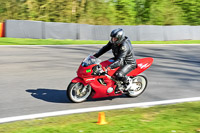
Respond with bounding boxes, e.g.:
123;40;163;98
1;97;200;124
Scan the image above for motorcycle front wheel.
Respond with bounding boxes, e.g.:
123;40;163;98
67;82;92;103
126;75;147;97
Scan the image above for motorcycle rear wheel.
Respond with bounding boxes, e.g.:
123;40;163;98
126;75;147;97
67;82;91;103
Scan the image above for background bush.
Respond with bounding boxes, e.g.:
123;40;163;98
0;0;200;25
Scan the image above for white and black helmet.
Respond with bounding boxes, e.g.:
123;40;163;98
110;28;125;45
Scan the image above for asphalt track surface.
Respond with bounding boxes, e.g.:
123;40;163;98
0;44;200;119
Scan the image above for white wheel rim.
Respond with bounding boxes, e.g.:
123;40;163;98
128;76;147;96
70;83;91;102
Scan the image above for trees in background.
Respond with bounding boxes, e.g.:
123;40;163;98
0;0;200;25
149;0;184;25
174;0;200;25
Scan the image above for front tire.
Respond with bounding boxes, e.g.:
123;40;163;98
126;75;148;97
67;82;92;103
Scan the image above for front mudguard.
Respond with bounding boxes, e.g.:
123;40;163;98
71;77;87;86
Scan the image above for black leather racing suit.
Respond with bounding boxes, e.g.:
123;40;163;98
94;36;137;84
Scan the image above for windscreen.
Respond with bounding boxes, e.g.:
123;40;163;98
81;55;101;67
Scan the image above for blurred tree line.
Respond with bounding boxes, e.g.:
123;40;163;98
0;0;200;25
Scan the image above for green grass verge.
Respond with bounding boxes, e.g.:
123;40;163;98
0;101;200;133
0;38;107;45
0;38;200;45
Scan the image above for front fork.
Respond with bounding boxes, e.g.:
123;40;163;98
80;84;91;94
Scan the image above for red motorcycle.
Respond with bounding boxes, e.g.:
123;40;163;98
67;55;153;103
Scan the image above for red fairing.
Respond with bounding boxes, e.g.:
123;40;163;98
73;60;123;98
128;57;153;76
89;77;121;98
100;57;153;77
72;76;122;99
77;64;96;78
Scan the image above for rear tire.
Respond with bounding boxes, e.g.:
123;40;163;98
67;82;91;103
126;75;148;97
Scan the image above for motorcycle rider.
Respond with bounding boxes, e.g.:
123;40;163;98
93;28;137;90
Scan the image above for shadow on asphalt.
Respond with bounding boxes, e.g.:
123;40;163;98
26;88;127;103
26;88;71;103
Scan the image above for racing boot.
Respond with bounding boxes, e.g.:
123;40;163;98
115;83;124;94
